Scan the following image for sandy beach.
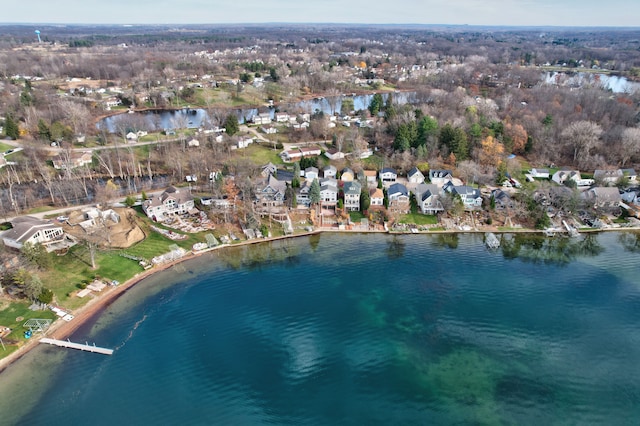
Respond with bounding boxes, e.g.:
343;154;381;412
0;230;321;373
1;224;637;374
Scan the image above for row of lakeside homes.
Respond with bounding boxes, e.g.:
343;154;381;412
254;164;481;214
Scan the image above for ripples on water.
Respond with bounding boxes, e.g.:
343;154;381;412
6;232;640;425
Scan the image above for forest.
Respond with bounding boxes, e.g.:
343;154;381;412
0;24;639;216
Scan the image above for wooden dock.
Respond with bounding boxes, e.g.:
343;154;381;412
40;338;114;355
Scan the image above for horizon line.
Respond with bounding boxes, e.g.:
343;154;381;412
1;22;639;30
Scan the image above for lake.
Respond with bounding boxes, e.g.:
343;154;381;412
97;91;420;133
2;231;640;425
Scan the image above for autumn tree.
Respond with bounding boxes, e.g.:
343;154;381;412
504;122;528;154
478;135;505;168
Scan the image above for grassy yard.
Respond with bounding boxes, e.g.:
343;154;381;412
0;142;14;152
40;246;143;309
349;211;366;222
0;300;57;349
243;144;284;165
398;213;438;225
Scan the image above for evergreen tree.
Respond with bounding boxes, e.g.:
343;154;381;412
360;188;371;212
37;119;51;141
310;178;321;205
4;114;19;140
224;114;240;136
368;93;384;116
417;115;438;146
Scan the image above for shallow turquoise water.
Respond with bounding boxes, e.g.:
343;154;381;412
4;232;640;425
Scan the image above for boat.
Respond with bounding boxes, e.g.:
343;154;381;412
485;232;500;249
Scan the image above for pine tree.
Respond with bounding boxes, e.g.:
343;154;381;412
4;114;19;140
310;178;321;205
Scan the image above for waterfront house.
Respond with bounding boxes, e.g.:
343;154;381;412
320;178;338;208
414;183;443;214
297;180;312;207
256;174;287;208
1;216;64;251
387;183;410;213
449;185;483;209
142;186;196;222
582;187;622;210
343;181;362;212
491;189;514;209
370;188;384;207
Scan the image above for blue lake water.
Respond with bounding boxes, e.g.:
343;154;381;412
2;232;640;425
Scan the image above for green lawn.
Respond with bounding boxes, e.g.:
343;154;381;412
0;301;57;346
398;213;438;225
40;245;143;309
0;142;14;152
243;144;284;165
349;211;366;222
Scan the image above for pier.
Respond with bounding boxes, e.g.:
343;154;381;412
40;338;114;355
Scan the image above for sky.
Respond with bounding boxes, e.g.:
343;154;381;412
5;0;640;27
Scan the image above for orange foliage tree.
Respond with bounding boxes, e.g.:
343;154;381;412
505;122;528;154
478;135;504;167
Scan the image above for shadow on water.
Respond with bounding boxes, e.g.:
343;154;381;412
385;236;405;259
216;239;302;270
618;231;640;253
500;233;603;266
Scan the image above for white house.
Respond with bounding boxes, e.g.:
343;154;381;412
252;113;272;125
1;216;64;251
529;168;550;179
320;178;338;206
429;170;453;187
275;113;290;123
369;187;384;207
407;167;425;184
236;137;254;149
594;169;624;185
552;170;588;186
142;186;196;222
324;149;345;160
187;138;200;147
323;165;337;179
343;181;362;212
450;185;483;209
379;168;398;184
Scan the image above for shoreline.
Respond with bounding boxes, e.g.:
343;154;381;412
0;225;638;373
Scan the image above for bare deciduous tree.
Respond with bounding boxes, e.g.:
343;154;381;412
561;121;602;168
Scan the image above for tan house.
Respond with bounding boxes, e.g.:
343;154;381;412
142;186;196;222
